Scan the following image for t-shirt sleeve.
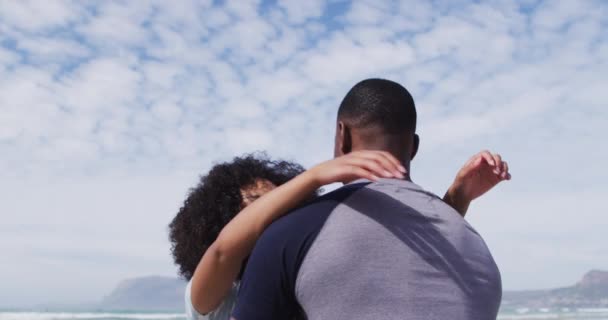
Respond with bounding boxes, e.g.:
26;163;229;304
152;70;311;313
185;281;210;320
231;184;366;320
231;216;300;320
185;279;238;320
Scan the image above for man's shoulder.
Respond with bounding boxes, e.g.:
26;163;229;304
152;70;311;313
252;182;371;257
232;183;372;320
264;182;370;236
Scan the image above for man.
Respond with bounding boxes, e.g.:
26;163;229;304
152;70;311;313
231;79;503;320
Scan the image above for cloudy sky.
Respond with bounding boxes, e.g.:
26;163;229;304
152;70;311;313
0;0;607;308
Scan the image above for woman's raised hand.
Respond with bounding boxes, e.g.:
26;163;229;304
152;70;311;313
449;150;511;203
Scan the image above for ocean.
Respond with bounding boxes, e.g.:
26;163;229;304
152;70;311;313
0;312;186;320
2;309;608;320
498;309;608;319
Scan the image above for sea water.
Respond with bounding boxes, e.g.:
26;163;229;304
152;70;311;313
2;309;608;320
0;312;186;320
497;308;608;319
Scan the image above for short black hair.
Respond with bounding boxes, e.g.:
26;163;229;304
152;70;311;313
338;78;416;134
168;153;305;280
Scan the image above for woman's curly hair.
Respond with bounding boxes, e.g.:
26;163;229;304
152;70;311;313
168;153;305;280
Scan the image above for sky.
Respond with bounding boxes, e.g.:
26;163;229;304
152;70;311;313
0;0;607;308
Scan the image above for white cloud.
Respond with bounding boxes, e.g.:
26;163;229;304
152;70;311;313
205;7;232;29
0;0;81;32
62;58;141;110
278;0;326;25
76;1;150;47
343;1;392;26
532;0;594;30
301;33;416;85
16;36;90;63
0;46;20;66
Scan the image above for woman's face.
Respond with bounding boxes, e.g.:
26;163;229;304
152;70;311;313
240;179;276;208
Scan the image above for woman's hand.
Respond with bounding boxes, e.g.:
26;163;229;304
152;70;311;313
444;150;511;216
308;150;407;186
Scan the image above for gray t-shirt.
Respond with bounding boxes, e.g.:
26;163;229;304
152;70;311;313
233;179;502;320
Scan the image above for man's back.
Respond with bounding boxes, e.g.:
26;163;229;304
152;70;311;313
296;179;501;319
233;179;501;320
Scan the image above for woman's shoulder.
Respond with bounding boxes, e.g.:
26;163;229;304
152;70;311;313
184;280;240;320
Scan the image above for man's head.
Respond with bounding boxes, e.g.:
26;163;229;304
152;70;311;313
334;78;419;171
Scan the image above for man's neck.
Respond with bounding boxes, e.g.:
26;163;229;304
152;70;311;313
343;174;412;185
349;145;413;182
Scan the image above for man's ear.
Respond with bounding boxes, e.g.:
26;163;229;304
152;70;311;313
411;133;420;160
338;121;352;156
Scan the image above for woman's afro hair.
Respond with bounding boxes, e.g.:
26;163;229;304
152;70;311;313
168;153;305;280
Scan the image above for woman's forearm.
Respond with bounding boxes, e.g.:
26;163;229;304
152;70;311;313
190;170;320;313
443;185;471;217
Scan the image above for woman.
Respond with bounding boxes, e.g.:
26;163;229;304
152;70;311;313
168;150;510;320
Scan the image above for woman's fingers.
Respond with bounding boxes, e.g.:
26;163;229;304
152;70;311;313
376;151;406;173
491;153;503;174
343;156;389;178
354;151;405;177
347;166;380;181
501;161;511;180
345;155;401;179
479;150;496;166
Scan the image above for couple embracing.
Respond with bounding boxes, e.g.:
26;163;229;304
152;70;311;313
169;78;510;320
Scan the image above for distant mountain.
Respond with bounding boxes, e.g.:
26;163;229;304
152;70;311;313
100;270;608;312
502;270;608;309
99;276;186;311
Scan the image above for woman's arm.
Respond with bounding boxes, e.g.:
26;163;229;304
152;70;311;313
190;151;405;314
443;150;511;217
